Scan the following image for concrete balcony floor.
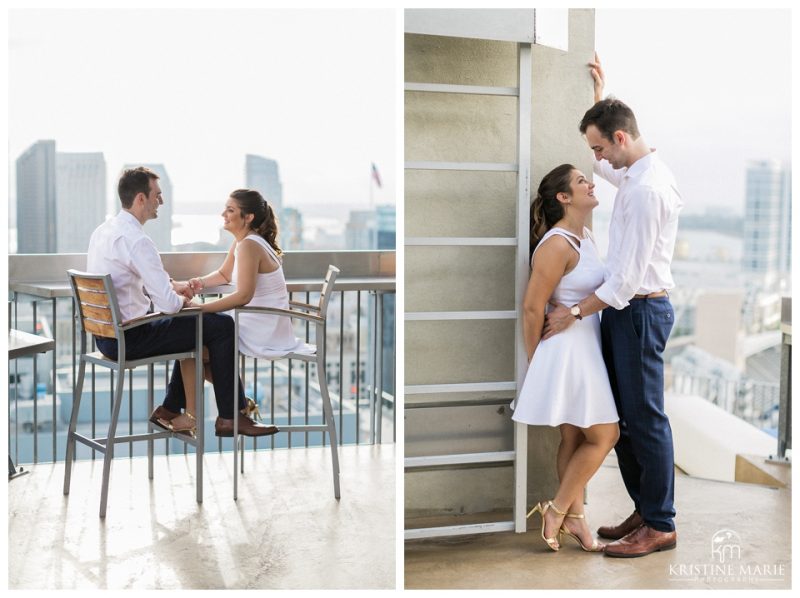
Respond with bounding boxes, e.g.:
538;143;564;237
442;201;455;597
405;459;791;590
9;444;395;590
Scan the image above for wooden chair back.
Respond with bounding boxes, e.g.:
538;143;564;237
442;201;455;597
67;270;123;340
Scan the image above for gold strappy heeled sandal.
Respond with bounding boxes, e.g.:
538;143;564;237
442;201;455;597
560;512;605;552
242;397;262;421
163;411;196;439
527;500;567;551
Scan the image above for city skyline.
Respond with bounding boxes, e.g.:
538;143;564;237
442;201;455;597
593;9;791;217
8;8;790;221
8;9;396;216
10;138;396;252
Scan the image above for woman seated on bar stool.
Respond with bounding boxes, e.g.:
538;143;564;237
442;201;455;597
158;189;313;435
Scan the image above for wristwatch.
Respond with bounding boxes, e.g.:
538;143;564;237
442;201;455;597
570;304;583;320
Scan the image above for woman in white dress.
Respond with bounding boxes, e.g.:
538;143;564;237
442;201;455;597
160;189;312;435
511;164;620;552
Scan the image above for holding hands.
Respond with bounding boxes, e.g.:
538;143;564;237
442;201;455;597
171;279;195;307
188;277;205;293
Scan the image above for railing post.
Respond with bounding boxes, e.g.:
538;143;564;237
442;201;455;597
771;297;792;462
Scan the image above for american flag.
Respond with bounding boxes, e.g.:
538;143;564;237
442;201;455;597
371;162;382;188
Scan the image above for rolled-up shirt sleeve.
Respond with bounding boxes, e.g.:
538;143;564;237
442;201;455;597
129;236;184;314
594;185;665;310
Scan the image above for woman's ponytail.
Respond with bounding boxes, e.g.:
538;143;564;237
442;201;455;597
529;164;575;258
230;189;283;256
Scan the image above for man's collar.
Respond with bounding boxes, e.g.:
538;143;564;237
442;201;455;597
119;209;143;228
624;150;656;179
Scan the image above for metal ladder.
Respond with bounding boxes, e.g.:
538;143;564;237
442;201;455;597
404;40;533;540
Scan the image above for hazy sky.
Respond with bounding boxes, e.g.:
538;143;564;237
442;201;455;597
7;8;792;221
594;8;791;216
8;9;396;216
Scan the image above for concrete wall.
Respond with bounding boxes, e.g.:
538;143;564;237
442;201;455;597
695;291;744;369
666;392;776;482
405;9;596;518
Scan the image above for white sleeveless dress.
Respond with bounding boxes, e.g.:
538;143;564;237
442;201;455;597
511;227;618;428
229;234;316;359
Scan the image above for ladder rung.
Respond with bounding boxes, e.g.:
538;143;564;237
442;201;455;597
405;311;516;321
405;451;516;468
405;161;518;172
405;82;519;96
405;521;515;540
405;237;516;246
405;382;516;395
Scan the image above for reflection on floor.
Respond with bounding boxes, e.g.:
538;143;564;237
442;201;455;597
9;444;395;590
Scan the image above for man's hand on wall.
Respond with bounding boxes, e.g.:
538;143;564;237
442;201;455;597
589;51;605;103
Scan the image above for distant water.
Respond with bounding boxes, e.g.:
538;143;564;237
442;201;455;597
590;211;742;263
172;214;227;246
172;212;348;248
674;229;743;263
589;212;748;291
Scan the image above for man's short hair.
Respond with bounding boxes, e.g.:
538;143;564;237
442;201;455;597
118;167;159;209
579;97;640;142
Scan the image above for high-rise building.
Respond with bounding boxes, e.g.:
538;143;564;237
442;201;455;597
742;160;790;287
16;140;57;253
280;206;303;250
345;205;396;250
777;168;792;275
56;152;106;253
375;205;396;250
345;210;375;250
245;154;283;214
122;163;173;251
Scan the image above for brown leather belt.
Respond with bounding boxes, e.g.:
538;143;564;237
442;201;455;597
632;290;668;300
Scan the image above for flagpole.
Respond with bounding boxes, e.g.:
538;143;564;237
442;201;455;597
369;164;374;209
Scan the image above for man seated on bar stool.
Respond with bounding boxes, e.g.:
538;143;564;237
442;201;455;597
86;166;277;438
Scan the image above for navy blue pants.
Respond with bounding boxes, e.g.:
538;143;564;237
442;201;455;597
600;296;676;532
95;312;245;419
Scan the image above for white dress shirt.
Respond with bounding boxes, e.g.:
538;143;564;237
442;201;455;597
593;151;683;310
87;210;184;321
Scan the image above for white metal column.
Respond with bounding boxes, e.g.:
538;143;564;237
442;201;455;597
513;42;532;534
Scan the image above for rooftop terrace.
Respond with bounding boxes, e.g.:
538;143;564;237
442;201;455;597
405;455;791;590
9;444;395;590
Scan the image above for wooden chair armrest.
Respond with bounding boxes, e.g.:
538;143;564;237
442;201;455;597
120;307;202;331
289;300;321;312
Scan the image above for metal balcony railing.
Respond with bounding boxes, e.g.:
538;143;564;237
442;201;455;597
670;372;780;431
8;251;395;466
667;296;791;450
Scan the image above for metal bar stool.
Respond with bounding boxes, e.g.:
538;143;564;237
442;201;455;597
63;270;204;518
232;265;341;500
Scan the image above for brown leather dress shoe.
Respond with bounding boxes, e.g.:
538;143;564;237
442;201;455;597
597;510;643;540
149;406;180;431
604;524;677;558
215;414;279;437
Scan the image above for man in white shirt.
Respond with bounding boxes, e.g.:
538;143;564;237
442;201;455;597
87;167;276;438
543;57;681;557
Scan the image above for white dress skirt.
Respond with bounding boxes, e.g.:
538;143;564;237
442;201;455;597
228;234;315;359
510;227;618;428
